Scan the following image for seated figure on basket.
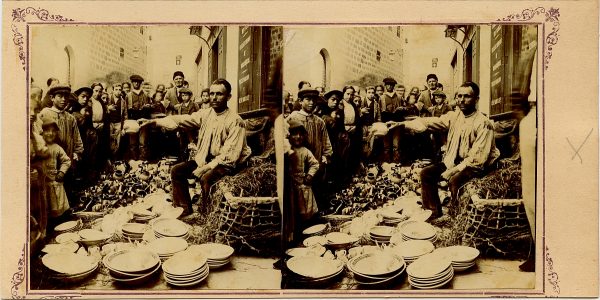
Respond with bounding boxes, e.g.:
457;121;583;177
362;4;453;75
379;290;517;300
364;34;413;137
139;78;252;218
388;82;500;221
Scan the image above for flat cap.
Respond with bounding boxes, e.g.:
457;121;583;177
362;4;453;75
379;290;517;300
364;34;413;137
383;77;397;85
74;87;93;96
130;74;144;82
47;84;71;96
298;88;320;99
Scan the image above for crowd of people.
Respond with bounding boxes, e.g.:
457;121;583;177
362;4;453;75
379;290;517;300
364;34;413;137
283;74;501;243
29;72;249;244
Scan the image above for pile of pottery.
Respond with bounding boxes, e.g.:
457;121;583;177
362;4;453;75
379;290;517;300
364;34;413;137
103;249;162;285
162;249;210;287
347;252;406;286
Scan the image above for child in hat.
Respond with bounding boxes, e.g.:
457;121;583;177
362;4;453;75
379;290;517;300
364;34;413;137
41;120;72;224
287;120;320;242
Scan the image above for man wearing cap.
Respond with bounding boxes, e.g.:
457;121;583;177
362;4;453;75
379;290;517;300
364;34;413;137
418;73;440;110
380;77;402;163
126;74;152;160
107;83;128;159
139;78;252;217
165;71;185;106
286;88;333;209
175;88;200;160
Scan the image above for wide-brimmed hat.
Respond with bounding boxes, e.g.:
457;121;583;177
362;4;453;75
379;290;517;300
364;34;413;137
74;87;93;96
383;77;397;85
297;88;320;100
47;85;71;96
130;74;144;82
324;90;343;100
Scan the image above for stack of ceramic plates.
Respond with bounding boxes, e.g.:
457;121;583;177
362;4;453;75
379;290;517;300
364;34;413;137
325;232;359;250
369;226;395;244
54;220;82;234
302;224;328;237
103;249;161;285
392;240;435;264
78;229;113;247
42;253;99;282
131;207;157;222
380;210;409;226
162;249;209;287
406;254;454;289
303;235;328;247
347;253;406;286
285;245;326;258
146;237;188;260
120;223;148;241
400;221;437;242
286;256;344;286
189;243;234;269
151;218;189;239
432;246;479;271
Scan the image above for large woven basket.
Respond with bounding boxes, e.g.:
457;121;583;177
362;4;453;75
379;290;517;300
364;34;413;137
214;192;281;254
463;195;532;257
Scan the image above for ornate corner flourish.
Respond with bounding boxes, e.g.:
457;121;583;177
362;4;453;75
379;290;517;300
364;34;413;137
11;7;75;70
10;244;26;299
498;7;560;70
545;245;561;295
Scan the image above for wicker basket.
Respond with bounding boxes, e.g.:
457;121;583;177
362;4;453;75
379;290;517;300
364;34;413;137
214;192;281;253
463;195;532;257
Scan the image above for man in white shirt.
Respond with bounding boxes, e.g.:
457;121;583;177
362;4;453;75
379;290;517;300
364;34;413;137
140;78;251;217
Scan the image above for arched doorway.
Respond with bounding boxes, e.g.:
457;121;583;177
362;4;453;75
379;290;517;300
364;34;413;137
319;48;331;90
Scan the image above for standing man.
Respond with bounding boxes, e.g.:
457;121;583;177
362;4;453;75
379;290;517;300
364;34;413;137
107;83;128;160
165;71;186;107
417;73;439;110
395;84;406;105
126;74;152;160
380;77;401;162
395;82;500;220
140;79;251;217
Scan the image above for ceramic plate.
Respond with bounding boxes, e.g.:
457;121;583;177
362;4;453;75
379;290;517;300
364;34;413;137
147;237;188;256
103;249;160;273
349;253;405;277
303;236;328;247
407;254;452;279
152;218;189;237
55;220;80;232
188;243;234;260
42;253;98;275
433;246;480;263
163;250;208;276
55;232;81;244
41;243;79;254
287;257;343;279
302;224;327;235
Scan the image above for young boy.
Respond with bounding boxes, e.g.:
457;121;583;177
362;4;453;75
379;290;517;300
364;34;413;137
429;90;451;117
196;88;211;110
287;120;320;241
175;88;199;160
41;120;72;226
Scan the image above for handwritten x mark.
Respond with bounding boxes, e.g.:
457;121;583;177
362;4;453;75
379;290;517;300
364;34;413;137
567;128;593;163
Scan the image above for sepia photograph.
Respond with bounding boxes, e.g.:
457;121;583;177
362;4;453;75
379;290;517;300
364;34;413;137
281;25;539;290
2;0;598;298
28;24;283;291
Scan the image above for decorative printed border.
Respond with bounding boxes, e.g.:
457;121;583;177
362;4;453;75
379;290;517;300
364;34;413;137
11;7;74;70
13;5;561;299
498;7;560;70
545;246;561;295
10;245;26;299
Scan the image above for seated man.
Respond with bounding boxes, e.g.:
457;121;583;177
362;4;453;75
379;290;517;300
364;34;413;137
389;82;500;220
140;79;252;217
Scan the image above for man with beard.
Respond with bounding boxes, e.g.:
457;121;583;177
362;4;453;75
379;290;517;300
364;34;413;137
139;79;251;217
165;71;185;107
392;82;500;220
